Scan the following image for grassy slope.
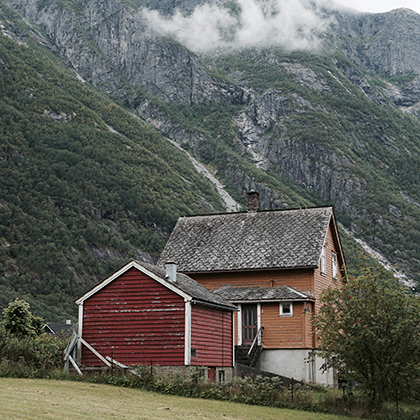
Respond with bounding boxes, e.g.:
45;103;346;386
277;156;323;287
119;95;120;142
0;378;350;420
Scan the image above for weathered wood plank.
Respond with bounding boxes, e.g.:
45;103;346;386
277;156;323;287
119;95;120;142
191;305;233;367
81;268;186;367
80;337;111;366
68;355;83;375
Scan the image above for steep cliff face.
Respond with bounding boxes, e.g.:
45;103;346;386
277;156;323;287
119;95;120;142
6;0;245;105
331;8;420;109
333;8;420;76
2;0;420;287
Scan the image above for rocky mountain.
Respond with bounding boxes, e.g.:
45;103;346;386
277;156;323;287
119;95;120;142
1;0;420;319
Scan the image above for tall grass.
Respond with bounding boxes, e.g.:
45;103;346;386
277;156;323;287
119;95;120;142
1;334;420;419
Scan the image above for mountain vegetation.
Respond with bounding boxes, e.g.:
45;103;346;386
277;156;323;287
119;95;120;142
1;0;420;320
0;28;226;319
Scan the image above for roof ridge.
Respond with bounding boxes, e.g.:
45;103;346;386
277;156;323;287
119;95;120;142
159;206;336;272
179;205;333;219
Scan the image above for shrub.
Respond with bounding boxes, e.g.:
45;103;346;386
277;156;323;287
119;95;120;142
0;328;70;375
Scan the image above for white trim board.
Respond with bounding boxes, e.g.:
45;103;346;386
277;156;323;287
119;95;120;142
76;260;192;305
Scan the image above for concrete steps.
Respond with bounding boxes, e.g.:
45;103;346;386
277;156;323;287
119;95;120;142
235;345;262;367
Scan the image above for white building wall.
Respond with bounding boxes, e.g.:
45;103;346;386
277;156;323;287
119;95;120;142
256;349;336;386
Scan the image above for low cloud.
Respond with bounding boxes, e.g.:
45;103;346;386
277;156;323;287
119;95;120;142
142;0;331;53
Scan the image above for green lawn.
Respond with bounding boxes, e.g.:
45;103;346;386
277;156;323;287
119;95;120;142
0;378;351;420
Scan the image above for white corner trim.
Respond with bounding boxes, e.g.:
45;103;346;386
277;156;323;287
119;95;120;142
185;301;192;366
285;286;310;299
237;303;242;346
257;303;261;345
77;303;83;364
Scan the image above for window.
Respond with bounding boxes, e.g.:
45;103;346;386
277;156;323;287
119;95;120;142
332;252;338;279
280;302;293;316
320;245;326;275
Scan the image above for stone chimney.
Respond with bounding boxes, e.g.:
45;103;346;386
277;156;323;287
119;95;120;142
247;190;260;212
165;261;177;282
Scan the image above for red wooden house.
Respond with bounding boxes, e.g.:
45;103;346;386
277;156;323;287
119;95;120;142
158;191;346;385
75;261;236;380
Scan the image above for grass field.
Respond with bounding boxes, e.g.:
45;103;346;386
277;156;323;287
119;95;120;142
0;378;352;420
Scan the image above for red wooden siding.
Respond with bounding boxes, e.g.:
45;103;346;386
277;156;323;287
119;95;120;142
190;304;233;367
81;268;185;367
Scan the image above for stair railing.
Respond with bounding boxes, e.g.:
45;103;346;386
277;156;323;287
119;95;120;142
247;327;262;367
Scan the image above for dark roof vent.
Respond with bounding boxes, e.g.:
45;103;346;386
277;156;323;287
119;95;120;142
247;190;260;212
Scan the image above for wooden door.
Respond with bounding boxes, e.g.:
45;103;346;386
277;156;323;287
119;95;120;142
208;367;216;382
242;304;257;343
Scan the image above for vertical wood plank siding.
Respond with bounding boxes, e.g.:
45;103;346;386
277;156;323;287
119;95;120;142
190;304;233;366
82;268;185;367
233;310;239;346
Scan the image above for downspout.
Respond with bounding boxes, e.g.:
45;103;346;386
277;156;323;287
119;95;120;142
77;303;83;365
184;300;191;366
237;303;242;346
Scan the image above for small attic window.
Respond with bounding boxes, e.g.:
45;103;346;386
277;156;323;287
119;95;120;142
320;245;326;275
280;302;293;316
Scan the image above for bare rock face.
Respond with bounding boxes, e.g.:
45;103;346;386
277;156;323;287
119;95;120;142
333;8;420;76
332;8;420;107
5;0;245;105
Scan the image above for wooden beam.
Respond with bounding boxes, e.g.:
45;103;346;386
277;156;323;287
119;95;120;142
105;356;139;376
64;332;78;361
68;355;83;375
105;356;127;369
79;337;111;367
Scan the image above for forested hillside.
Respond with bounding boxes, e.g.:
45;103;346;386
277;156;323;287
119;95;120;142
1;0;420;320
0;32;231;320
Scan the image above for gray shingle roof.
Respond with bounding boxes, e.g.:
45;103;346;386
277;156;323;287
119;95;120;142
141;262;237;310
214;286;313;302
43;323;73;334
159;207;333;272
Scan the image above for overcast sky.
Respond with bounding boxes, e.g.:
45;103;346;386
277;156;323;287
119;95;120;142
336;0;420;14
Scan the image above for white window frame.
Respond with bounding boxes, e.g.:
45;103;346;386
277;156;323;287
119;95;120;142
332;252;338;279
320;245;326;275
279;302;293;317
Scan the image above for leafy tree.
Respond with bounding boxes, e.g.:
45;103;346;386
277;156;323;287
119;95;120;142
2;298;44;337
315;265;420;411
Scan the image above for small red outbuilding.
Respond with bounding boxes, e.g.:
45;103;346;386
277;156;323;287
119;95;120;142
76;261;236;375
